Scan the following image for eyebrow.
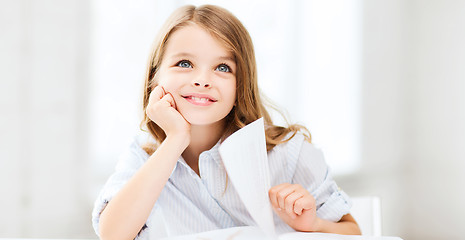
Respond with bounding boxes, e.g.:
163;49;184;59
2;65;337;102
170;52;194;59
169;52;235;62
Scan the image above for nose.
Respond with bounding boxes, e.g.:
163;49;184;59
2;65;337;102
192;71;212;88
193;82;210;88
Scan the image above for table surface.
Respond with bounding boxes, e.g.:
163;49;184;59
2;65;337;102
0;227;403;240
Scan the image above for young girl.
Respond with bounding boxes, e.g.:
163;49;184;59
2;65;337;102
92;4;361;239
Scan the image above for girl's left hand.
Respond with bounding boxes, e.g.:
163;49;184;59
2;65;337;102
268;183;321;232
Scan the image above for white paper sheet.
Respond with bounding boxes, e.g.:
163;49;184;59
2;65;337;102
218;118;276;238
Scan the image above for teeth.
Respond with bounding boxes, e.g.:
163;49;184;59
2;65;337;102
191;96;209;102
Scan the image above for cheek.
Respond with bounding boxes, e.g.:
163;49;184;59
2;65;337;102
156;74;182;93
224;82;237;106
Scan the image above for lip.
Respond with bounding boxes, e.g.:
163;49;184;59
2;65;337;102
181;93;218;106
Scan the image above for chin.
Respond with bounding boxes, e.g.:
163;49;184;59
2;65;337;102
182;112;225;126
185;117;220;126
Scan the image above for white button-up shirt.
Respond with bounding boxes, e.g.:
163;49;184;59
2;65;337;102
92;132;351;239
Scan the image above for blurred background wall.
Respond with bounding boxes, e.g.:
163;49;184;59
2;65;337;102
1;0;464;239
337;1;465;240
0;0;92;237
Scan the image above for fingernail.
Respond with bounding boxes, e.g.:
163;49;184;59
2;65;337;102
291;215;296;219
277;208;281;211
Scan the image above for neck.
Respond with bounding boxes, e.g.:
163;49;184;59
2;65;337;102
182;120;226;173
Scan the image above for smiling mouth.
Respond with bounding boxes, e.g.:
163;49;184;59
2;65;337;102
182;95;218;103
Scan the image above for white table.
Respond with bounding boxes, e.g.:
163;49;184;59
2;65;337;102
158;226;403;240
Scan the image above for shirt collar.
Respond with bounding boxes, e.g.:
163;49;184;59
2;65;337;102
169;139;223;178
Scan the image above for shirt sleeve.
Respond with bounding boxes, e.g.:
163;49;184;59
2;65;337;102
91;136;150;237
290;136;352;222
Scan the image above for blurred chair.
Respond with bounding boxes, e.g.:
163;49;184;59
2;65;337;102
351;196;382;236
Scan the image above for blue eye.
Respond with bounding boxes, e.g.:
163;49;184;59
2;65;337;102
177;60;192;68
216;64;231;73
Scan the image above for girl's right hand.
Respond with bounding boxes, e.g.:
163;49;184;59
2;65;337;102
146;85;191;146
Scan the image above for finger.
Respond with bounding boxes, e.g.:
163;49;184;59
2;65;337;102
284;192;303;218
269;183;291;210
160;93;176;108
166;92;177;109
146;86;165;118
268;189;279;210
149;85;165;103
160;86;167;95
294;196;312;215
276;184;299;210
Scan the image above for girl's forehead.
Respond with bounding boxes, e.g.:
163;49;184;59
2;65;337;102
165;23;235;60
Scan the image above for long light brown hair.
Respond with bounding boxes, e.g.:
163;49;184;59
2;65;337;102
140;5;310;154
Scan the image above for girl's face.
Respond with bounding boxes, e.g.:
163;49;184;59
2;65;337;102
155;24;237;126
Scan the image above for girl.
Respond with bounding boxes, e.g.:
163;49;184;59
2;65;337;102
92;4;361;239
